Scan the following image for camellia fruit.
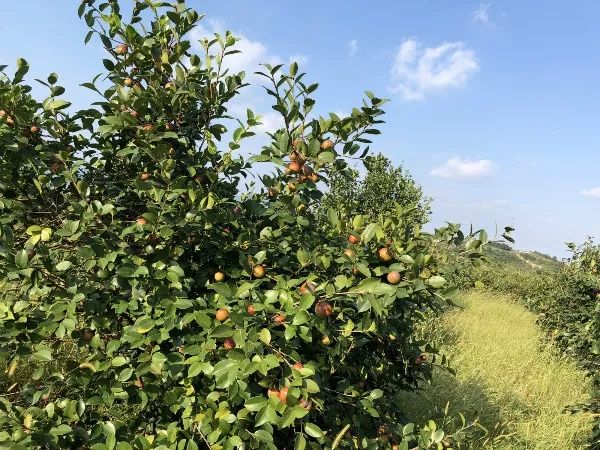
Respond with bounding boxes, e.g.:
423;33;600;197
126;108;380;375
214;271;225;282
287;161;302;174
267;387;279;399
278;386;289;404
321;139;334;150
223;338;236;350
29;125;39;134
293;361;304;370
252;264;266;279
116;43;129;54
215;308;229;322
315;301;333;318
124;77;134;87
299;398;312;410
82;329;95;343
136;217;147;226
273;313;286;325
377;247;393;263
299;281;317;295
49;162;62;174
267;186;279;198
386;271;402;285
322;335;331;345
143;123;155;132
134;378;144;389
348;234;360;245
292;139;303;150
246;304;257;316
140;172;151;181
344;248;356;259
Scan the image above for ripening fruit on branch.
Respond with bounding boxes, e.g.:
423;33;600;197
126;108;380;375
134;377;144;389
0;110;6;118
322;335;331;345
386;271;402;285
140;172;151;181
124;77;134;87
252;264;266;279
164;81;175;90
142;123;155;132
49;161;63;174
82;329;95;343
292;361;304;370
320;139;334;150
377;247;393;263
115;43;129;55
29;125;39;134
277;386;289;404
299;281;317;295
246;304;256;316
267;387;279;399
287;161;302;174
136;217;147;226
348;234;360;245
315;301;333;318
344;248;356;259
223;338;236;350
267;187;279;198
415;354;427;366
214;271;225;282
299;398;313;410
215;308;229;322
273;314;286;325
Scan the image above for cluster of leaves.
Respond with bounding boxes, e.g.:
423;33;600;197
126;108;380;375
320;154;431;230
474;242;600;448
0;1;486;449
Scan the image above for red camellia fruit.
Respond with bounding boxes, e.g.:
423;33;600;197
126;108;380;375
293;361;304;370
320;139;334;150
136;217;147;226
315;301;333;318
287;161;302;174
223;338;236;350
252;264;266;279
273;314;286;325
299;281;317;295
246;304;256;316
386;271;402;285
278;387;289;404
140;172;151;181
267;387;279;399
348;234;360;245
215;308;229;322
116;43;129;54
377;247;393;263
214;271;225;282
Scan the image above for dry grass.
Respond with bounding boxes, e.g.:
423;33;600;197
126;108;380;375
400;291;594;449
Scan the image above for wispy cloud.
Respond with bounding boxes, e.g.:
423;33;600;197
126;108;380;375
348;39;358;57
389;39;479;101
472;2;493;26
431;157;493;179
579;187;600;199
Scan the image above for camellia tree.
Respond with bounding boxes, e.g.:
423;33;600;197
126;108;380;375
0;1;487;449
321;154;431;230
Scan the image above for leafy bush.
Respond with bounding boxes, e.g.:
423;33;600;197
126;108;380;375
321;154;431;229
0;1;484;449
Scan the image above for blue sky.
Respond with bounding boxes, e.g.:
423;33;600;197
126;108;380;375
1;1;600;256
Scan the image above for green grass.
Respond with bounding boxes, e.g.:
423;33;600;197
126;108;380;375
399;291;594;449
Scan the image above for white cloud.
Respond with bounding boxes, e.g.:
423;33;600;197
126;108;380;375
348;39;358;57
472;2;493;26
389;39;479;101
579;187;600;199
430;157;493;179
289;54;308;66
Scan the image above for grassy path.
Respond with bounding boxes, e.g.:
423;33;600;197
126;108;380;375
400;291;594;449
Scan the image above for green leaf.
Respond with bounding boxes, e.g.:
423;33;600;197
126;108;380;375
258;328;271;345
427;276;446;289
15;250;28;269
56;261;72;271
304;423;325;438
33;349;52;362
